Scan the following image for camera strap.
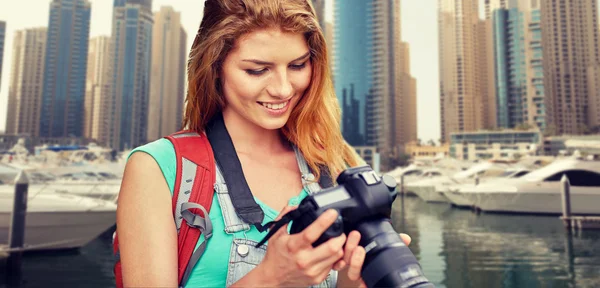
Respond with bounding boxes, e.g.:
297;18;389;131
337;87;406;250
205;112;335;233
206;113;268;231
255;205;312;247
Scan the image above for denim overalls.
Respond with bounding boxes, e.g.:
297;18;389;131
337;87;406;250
213;145;337;287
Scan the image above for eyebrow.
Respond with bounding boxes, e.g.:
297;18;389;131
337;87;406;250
242;51;310;65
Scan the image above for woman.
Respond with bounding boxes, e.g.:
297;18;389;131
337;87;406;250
116;0;410;287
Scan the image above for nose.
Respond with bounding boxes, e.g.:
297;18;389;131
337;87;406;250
267;70;294;99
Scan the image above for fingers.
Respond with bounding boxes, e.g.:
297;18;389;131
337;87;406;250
287;209;338;252
306;235;346;276
332;259;347;271
399;233;411;246
309;234;346;264
347;246;366;281
343;231;361;264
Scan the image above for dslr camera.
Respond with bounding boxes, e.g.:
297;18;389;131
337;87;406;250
257;166;434;288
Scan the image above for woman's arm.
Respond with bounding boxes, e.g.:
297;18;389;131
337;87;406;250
116;152;179;287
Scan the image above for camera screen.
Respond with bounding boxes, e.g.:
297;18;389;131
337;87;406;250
313;188;351;207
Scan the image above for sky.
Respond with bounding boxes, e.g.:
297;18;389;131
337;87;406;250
0;0;535;143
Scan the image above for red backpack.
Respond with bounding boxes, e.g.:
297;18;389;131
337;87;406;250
113;131;216;288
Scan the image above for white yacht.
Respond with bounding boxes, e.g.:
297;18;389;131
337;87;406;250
466;158;600;215
409;162;509;203
0;171;117;251
442;168;531;208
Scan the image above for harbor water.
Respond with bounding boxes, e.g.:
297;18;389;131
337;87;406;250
2;196;600;288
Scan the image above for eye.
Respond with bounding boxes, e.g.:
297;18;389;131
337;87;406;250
289;61;307;70
245;68;267;76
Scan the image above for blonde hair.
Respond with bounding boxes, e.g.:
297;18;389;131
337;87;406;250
183;0;361;180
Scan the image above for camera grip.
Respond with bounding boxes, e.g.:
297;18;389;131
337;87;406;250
290;211;344;247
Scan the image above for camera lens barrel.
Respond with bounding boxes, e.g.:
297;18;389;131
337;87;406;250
356;219;433;288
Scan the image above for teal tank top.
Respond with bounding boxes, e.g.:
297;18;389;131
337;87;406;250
130;138;310;287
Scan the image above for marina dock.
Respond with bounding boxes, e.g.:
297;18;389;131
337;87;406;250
561;216;600;230
560;175;600;230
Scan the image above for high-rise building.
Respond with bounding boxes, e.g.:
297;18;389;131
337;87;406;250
0;21;6;92
367;0;417;161
396;42;418;151
590;11;600;130
335;0;371;146
5;28;47;136
487;0;546;130
311;0;326;35
147;6;187;142
107;0;153;150
84;36;111;142
540;0;600;135
39;0;91;138
480;18;497;129
336;0;416;167
325;21;334;73
438;0;486;142
590;65;600;128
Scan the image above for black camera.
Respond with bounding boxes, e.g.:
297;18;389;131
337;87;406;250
257;166;434;288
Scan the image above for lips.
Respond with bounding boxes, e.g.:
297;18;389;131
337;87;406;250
257;99;291;110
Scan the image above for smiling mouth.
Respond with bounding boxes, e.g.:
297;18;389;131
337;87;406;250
257;100;290;110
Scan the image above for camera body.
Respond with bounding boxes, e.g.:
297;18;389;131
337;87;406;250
289;166;396;246
289;166;434;288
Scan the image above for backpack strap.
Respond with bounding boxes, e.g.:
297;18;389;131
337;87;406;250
166;131;216;288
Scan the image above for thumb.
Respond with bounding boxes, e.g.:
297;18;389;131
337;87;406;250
399;233;411;246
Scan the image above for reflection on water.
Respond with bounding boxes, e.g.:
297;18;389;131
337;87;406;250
392;196;600;288
1;197;599;288
0;229;116;288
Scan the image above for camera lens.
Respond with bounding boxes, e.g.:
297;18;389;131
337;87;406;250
356;219;434;288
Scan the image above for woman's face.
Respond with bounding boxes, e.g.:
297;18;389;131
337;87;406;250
220;28;313;131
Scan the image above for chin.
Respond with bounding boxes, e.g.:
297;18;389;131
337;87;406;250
256;116;291;130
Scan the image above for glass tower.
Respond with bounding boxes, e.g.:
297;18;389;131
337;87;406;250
39;0;91;137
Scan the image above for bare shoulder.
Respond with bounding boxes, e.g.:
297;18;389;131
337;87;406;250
116;151;178;286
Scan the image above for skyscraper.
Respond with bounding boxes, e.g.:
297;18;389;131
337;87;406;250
310;0;326;35
396;42;418;150
590;65;600;128
39;0;91;138
0;21;6;92
487;0;546;130
84;36;111;141
6;28;47;136
107;0;153;150
335;0;416;166
594;21;600;129
438;0;486;142
540;0;600;135
147;6;187;142
325;21;334;72
334;0;371;146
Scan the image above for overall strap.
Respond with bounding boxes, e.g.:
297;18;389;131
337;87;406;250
214;162;252;233
293;145;335;194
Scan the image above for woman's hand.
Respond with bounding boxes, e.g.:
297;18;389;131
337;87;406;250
335;231;412;288
254;206;346;287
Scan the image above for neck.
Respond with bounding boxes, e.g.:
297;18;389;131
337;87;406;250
221;109;289;154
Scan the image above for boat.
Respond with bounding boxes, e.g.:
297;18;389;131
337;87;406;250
408;162;509;203
0;170;117;251
466;158;600;215
442;168;531;208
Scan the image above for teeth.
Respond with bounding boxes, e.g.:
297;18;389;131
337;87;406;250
261;101;288;110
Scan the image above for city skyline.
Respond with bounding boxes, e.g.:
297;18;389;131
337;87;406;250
0;0;441;144
1;1;599;144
